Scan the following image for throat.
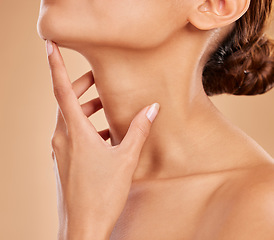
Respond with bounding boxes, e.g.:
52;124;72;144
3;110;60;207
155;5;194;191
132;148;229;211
75;33;268;181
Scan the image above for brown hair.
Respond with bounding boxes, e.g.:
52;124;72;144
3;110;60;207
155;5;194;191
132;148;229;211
202;0;274;96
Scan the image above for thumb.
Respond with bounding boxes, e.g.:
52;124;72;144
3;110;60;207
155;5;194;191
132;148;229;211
119;103;160;157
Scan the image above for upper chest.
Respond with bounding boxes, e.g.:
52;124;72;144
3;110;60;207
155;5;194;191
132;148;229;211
110;174;235;240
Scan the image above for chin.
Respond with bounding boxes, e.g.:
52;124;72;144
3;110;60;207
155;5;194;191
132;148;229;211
36;6;72;48
37;17;50;41
37;8;60;42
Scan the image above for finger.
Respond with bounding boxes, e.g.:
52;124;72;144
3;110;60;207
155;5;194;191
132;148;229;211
55;70;95;133
72;70;95;99
55;71;97;133
81;97;103;117
98;128;110;141
45;40;89;130
119;103;160;158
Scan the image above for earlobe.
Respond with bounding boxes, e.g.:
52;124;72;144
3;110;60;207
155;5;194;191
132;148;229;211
189;0;250;30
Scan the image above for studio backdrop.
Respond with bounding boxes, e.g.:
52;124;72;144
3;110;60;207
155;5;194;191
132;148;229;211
0;1;273;239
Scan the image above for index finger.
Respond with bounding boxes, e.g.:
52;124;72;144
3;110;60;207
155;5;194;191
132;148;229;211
45;40;87;130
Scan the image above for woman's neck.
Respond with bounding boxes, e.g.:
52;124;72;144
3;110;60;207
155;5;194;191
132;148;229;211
70;31;265;181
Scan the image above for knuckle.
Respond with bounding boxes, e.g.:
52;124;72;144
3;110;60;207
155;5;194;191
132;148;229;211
132;120;150;138
50;60;66;72
53;86;68;99
51;133;65;150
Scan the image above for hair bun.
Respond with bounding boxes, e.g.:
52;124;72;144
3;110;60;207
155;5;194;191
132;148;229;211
202;0;274;96
238;36;274;95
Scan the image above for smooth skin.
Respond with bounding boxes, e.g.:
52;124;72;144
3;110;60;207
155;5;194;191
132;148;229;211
38;0;274;239
47;41;160;240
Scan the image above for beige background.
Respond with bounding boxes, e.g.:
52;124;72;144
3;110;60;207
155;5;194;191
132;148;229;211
0;1;273;239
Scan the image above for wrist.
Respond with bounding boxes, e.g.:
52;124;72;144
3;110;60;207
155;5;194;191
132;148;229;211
59;222;113;240
66;230;109;240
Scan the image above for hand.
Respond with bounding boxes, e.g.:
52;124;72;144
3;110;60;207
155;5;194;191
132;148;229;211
45;40;160;240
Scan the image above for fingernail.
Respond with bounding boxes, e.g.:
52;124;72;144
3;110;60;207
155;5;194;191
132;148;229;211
146;103;160;123
46;40;53;56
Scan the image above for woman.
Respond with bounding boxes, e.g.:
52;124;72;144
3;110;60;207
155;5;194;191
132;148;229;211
37;0;274;239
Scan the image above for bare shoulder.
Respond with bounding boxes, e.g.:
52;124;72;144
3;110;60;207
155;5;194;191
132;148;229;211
217;162;274;240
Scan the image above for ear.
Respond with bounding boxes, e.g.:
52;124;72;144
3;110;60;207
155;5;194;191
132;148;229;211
188;0;251;30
